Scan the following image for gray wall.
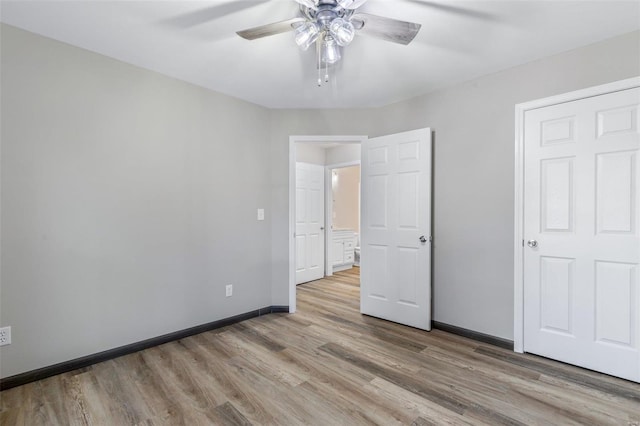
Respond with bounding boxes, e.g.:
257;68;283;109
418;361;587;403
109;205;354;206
326;144;361;165
269;31;640;339
294;143;361;167
295;144;326;165
1;25;272;378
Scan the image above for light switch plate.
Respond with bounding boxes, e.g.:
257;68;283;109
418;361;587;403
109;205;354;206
257;208;265;221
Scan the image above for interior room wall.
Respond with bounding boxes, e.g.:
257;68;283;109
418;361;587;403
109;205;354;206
2;23;638;381
326;144;361;165
270;30;640;340
332;166;360;234
0;24;272;378
295;143;326;165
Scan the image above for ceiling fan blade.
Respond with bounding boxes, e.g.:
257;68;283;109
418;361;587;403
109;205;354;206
237;17;306;40
163;1;271;28
404;0;499;22
294;0;318;10
351;13;421;45
337;0;369;9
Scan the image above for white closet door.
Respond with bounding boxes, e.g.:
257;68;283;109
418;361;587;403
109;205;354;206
524;87;640;382
295;163;325;284
360;128;432;330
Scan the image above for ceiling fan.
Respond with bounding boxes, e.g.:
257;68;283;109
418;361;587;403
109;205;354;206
236;0;422;86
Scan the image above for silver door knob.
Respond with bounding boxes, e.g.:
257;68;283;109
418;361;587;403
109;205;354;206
320;227;324;230
419;236;427;243
527;240;538;248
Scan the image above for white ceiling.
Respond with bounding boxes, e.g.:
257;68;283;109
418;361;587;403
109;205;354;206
1;1;639;109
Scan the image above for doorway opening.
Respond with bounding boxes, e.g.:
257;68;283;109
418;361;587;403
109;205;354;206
289;135;366;313
289;129;433;331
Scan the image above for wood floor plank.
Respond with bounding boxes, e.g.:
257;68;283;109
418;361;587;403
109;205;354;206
75;372;120;425
140;343;222;423
219;333;309;387
278;346;415;425
214;402;252;426
367;377;478;426
319;341;468;416
92;360;149;424
538;374;640;418
475;345;640;404
3;268;639;425
223;355;312;425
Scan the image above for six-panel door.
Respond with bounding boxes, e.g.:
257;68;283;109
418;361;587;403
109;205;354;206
295;163;325;284
361;128;432;330
523;88;640;382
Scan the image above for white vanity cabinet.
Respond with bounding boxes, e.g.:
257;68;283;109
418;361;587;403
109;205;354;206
332;230;356;272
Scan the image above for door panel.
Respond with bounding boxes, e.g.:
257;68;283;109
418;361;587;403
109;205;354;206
539;256;574;335
596;151;636;234
595;261;636;347
361;128;432;330
295;163;325;284
540;158;574;232
523;87;640;382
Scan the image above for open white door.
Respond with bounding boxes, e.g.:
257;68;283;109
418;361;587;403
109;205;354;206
295;163;325;284
360;128;432;330
523;87;640;382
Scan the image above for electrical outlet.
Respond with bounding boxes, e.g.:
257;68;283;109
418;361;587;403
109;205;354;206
0;326;11;347
225;285;233;297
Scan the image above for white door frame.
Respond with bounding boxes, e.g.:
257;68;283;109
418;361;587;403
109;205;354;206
289;135;367;313
325;160;361;277
513;76;640;353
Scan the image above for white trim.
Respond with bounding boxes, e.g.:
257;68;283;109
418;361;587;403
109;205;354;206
324;168;333;277
289;135;366;314
513;76;640;353
289;140;297;314
514;104;525;353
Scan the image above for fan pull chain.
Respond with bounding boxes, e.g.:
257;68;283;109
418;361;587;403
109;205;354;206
325;60;329;83
317;41;322;87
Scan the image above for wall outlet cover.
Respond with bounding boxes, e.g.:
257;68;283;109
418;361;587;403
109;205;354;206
0;326;11;346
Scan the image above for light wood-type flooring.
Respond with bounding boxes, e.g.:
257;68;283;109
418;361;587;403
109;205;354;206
2;268;639;425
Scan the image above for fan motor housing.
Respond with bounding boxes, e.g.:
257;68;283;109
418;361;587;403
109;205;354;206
301;1;354;26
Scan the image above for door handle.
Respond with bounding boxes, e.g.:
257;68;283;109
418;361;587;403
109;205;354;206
320;227;325;231
527;240;538;248
419;235;427;243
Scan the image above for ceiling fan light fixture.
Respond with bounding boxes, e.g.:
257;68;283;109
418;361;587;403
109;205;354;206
321;36;341;64
329;18;355;46
294;21;320;50
236;0;421;87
